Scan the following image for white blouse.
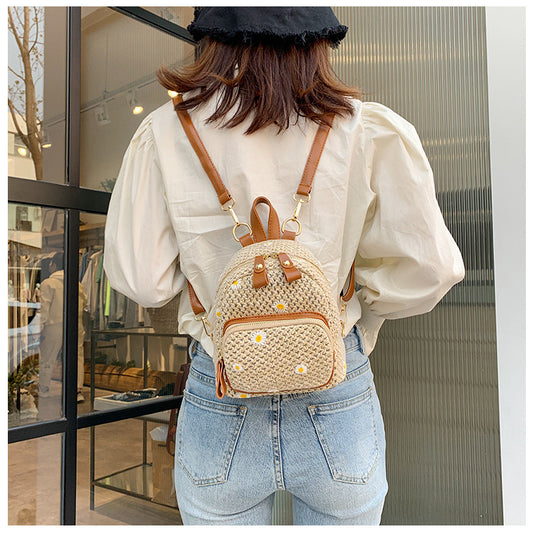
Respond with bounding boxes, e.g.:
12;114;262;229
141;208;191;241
103;90;465;357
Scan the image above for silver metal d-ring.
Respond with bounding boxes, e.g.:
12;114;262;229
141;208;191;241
232;222;252;241
281;217;302;236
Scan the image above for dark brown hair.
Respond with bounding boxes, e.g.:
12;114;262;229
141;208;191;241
157;37;366;135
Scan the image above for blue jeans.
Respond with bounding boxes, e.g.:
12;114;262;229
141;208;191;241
174;325;388;525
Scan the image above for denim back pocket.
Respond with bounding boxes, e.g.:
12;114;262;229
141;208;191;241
175;390;246;486
307;386;379;484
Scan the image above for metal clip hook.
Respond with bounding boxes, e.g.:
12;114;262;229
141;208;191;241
339;302;348;337
194;313;214;340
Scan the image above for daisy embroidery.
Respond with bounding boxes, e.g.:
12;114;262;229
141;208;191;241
231;279;242;290
232;363;243;372
273;300;287;312
251;331;266;345
295;364;308;375
239;393;250;398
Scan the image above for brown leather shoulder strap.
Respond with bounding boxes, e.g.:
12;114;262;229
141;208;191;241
341;259;356;303
174;93;334;203
296;113;335;197
187;280;206;315
172;94;232;207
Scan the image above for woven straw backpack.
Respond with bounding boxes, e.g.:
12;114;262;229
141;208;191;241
173;94;357;399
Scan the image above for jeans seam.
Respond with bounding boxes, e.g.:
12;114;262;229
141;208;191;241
189;366;216;386
271;396;285;490
307;387;379;484
176;395;247;486
345;360;371;382
308;386;373;414
183;390;245;414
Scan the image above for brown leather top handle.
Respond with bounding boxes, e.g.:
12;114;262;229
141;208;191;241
250;196;281;242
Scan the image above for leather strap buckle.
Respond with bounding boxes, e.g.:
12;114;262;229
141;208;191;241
221;199;253;242
281;193;310;237
232;222;253;242
194;312;213;338
281;217;302;236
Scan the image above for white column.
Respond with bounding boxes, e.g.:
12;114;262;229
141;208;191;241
485;6;526;525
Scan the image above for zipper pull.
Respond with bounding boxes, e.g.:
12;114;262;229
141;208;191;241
216;359;228;399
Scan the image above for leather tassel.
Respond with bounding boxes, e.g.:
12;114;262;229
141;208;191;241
216;359;227;399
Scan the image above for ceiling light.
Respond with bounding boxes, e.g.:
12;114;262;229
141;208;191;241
17;147;27;157
95;102;111;125
126;90;144;115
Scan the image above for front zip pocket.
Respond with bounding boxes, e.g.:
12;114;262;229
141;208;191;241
218;311;336;397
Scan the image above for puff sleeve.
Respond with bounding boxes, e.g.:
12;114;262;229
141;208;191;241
355;102;466;353
103;114;186;308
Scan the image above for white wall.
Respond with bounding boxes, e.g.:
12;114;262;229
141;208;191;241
485;7;526;525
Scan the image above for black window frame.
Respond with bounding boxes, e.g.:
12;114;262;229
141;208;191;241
7;7;196;525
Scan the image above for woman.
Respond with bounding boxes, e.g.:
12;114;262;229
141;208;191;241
103;7;465;525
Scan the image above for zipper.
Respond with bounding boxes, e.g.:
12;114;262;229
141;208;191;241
218;312;337;398
223;311;329;335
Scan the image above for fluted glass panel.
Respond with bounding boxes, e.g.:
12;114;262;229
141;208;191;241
332;6;502;525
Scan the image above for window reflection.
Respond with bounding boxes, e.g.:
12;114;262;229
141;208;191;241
7;7;67;183
77;212;189;418
140;6;195;26
80;6;195;191
8;204;65;425
8;434;62;525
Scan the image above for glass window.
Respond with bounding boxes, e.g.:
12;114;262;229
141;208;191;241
80;7;196;191
77;212;189;414
8;433;62;525
7;7;67;183
8;203;65;426
331;6;502;525
140;6;195;27
76;419;181;524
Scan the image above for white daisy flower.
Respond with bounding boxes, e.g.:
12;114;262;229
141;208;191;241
251;331;266;345
216;309;222;318
239;393;250;398
231;279;242;290
232;363;243;372
273;301;287;312
295;364;308;375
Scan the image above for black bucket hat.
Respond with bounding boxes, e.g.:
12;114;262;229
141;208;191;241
187;7;348;49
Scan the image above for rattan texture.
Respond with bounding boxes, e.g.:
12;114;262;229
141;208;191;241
209;239;346;397
223;320;335;394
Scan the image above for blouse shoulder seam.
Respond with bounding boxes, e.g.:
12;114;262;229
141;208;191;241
360;100;418;135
